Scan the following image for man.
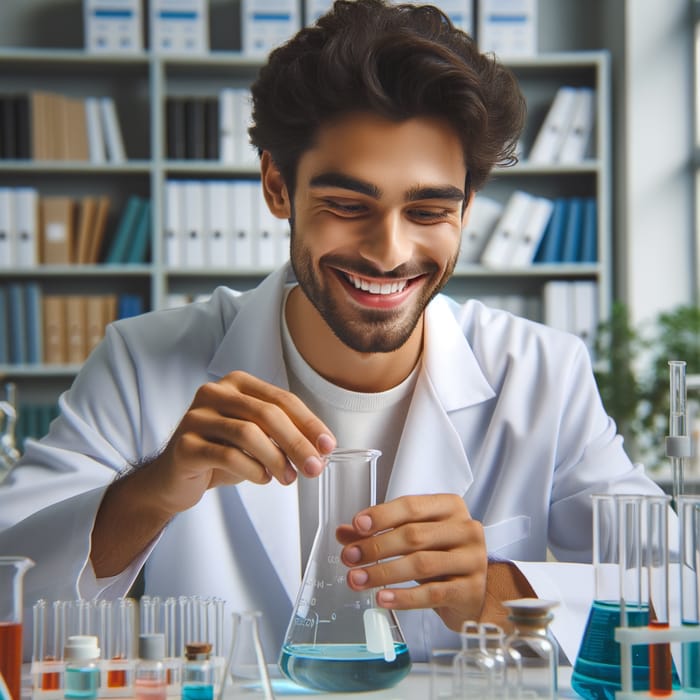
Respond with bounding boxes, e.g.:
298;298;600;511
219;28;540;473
0;0;661;665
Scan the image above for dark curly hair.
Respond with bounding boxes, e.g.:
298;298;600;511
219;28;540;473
249;0;526;197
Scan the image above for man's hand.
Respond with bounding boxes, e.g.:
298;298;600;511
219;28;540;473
336;494;488;631
337;494;536;633
92;370;335;577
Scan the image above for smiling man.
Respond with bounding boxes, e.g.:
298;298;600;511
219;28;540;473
0;0;664;666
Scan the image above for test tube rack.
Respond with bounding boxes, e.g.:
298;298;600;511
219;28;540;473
614;624;700;700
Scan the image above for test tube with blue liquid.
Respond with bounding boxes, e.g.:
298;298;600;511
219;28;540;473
571;494;651;699
678;495;700;692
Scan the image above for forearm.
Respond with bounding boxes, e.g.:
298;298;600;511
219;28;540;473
91;463;173;578
480;560;536;632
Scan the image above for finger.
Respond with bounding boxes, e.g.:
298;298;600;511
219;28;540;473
176;406;297;485
345;549;474;590
349;494;471;535
340;517;484;566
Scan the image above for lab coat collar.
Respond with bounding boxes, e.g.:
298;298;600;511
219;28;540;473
206;265;496;603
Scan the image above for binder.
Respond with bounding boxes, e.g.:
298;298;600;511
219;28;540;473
42;295;66;364
572;280;598;356
477;0;537;58
242;0;301;57
75;196;98;264
559;88;595;164
24;282;43;364
0;287;8;364
7;283;27;364
88;196;111;263
204;181;230;267
84;0;143;53
528;86;579;164
183;181;205;267
561;197;585;263
458;196;503;266
40;196;75;264
256;194;278;268
0;187;14;268
231;180;256;269
480;190;534;268
125;199;152;264
15;187;39;267
164;180;184;267
86;295;107;355
99;97;127;163
509;196;554;267
13;94;31;160
150;0;209;54
580;198;598;263
533;198;569;264
543;280;573;334
166;96;187;160
65;295;87;364
63;95;90;161
1;95;17;159
219;88;237;164
85;97;107;164
204;96;219;160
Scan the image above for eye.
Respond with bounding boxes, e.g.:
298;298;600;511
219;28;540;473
323;199;368;216
407;207;455;223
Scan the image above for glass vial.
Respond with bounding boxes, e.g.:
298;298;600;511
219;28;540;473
135;634;167;700
181;643;214;700
64;635;101;700
503;598;559;700
279;448;411;693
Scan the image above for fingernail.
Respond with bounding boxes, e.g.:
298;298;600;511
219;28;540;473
349;569;368;586
303;456;324;477
345;546;361;564
377;590;395;605
282;464;297;485
317;434;335;454
355;514;372;533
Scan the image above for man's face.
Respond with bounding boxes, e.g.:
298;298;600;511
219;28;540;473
289;112;468;354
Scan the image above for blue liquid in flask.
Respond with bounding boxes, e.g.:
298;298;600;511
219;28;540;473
279;642;411;692
571;600;680;700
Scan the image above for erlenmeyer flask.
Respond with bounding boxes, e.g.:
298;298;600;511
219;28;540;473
0;556;35;700
279;448;411;692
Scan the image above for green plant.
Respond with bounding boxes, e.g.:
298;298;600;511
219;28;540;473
594;302;700;469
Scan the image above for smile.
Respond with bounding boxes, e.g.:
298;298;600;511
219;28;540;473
343;272;408;295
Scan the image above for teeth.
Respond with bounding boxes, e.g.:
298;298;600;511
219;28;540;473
345;273;407;295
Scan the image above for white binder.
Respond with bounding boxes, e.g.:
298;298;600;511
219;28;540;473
0;188;14;268
14;187;39;268
164;180;184;268
231;181;256;270
204;181;230;267
458;196;503;266
528;86;579;164
559;88;595;164
480;190;534;268
183;180;205;268
509;196;554;267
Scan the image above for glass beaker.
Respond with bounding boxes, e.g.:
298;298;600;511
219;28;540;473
0;556;35;700
279;448;411;692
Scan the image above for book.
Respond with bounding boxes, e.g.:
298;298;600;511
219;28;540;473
166;96;187;160
528;86;579;164
40;196;75;264
85;96;107;164
104;195;144;264
458;196;503;266
14;94;31;160
86;295;107;355
1;95;17;159
65;295;87;363
480;190;534;268
75;196;98;264
7;283;27;364
184;97;206;160
88;196;111;263
204;96;220;160
0;287;8;364
580;198;598;263
63;95;90;161
533;198;569;264
23;282;43;364
559;88;595;163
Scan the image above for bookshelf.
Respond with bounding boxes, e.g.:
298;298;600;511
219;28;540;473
0;41;611;438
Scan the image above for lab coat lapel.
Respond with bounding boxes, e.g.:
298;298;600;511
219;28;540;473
386;296;495;500
207;265;302;604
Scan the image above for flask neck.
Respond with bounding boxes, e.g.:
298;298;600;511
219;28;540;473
318;454;377;529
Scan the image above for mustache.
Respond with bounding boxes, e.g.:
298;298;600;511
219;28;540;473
320;255;437;279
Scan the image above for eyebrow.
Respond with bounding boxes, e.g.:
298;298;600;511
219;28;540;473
309;172;465;204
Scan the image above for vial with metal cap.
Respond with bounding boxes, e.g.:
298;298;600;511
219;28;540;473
135;633;166;700
64;635;101;700
503;598;559;700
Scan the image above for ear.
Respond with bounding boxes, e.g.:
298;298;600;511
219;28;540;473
260;151;292;219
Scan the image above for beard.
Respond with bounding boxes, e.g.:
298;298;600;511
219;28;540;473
289;227;459;354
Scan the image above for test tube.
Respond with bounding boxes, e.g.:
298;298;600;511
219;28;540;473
645;495;673;697
667;360;691;507
678;495;700;691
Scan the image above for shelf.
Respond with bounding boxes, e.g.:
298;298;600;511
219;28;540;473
0;161;152;174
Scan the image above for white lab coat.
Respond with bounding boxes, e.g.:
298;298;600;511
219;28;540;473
0;264;662;664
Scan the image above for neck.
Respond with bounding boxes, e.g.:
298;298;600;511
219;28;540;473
285;286;423;393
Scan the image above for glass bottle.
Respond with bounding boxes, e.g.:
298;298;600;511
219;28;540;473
503;598;559;700
279;448;411;692
181;643;214;700
135;633;166;700
63;635;101;700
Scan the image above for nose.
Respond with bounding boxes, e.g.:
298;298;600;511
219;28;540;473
357;211;414;271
